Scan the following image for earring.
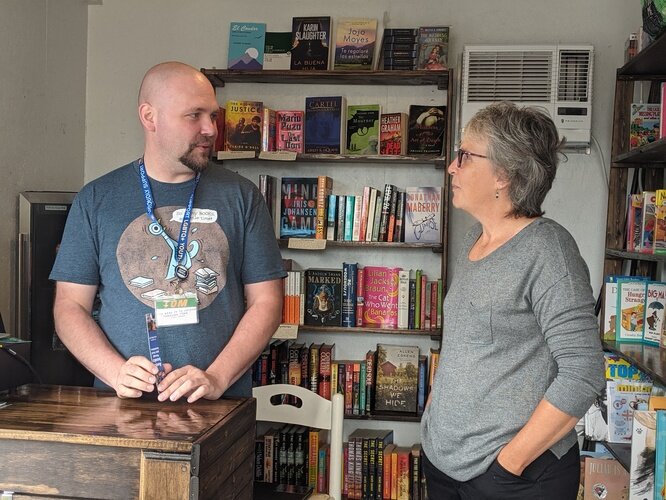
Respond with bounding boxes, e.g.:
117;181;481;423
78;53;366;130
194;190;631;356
495;190;499;199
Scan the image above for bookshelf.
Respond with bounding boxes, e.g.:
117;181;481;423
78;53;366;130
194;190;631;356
201;68;453;433
600;31;666;473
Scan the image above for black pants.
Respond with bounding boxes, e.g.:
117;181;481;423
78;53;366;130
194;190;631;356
422;444;580;500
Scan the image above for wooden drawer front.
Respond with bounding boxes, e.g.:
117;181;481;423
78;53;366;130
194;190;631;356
0;439;140;499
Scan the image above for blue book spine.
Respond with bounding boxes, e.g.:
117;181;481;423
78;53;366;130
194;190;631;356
417;355;427;414
326;194;337;241
342;262;358;327
656;410;666;500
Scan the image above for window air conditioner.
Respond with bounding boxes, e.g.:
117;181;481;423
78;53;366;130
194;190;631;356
460;44;594;153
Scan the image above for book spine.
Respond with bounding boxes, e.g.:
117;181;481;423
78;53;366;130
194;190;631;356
365;350;375;414
365;188;378;241
342;262;358;327
309;344;320;394
417;355;427;415
437;278;443;329
359;361;367;415
326;193;338;241
356;267;365;327
261;108;276;152
392;190;406;242
387;187;399;242
344;195;355;241
295;427;306;486
345;363;354;415
372;193;383;241
408;273;416;329
308;430;319;488
420;274;427;329
359;186;371;241
352;363;361;415
378;184;394;242
255;438;265;481
397;270;410;329
337;194;346;241
264;431;274;483
319;344;333;400
316;176;332;239
352;195;363;241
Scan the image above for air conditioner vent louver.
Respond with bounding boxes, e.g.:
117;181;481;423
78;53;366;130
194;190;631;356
466;51;554;102
557;50;591;102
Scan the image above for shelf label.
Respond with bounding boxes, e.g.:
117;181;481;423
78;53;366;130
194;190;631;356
288;238;327;250
272;324;298;339
258;151;297;161
217;151;257;160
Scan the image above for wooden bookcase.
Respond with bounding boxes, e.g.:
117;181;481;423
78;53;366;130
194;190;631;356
200;68;453;432
600;31;666;470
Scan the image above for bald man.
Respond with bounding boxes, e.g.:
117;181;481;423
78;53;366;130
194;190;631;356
50;62;285;402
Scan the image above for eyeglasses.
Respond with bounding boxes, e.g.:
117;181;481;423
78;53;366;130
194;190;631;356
456;147;488;169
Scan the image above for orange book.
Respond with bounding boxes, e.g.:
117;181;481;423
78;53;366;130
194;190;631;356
390;447;399;500
316;176;333;239
383;443;396;499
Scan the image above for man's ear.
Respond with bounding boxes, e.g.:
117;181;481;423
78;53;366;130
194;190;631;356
138;103;156;132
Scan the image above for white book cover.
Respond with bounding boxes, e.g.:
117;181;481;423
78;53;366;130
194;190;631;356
643;281;666;345
602;275;620;341
365;188;378;242
404;186;442;244
629;410;656;500
616;279;647;342
352;195;362;241
397;270;410;329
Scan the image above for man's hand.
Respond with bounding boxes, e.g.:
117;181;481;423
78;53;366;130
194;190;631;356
114;356;170;398
156;365;226;403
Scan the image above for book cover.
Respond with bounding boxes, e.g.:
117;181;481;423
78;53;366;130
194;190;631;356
606;379;653;443
264;31;292;70
379;112;408;156
616;279;647;342
346;104;381;155
583;457;629;500
228;22;266;70
304;96;346;154
374;343;419;413
627;193;644;251
407;105;447;155
280;177;318;238
629;103;660;150
416;26;449;70
404;187;443;244
276;110;304;153
291;16;331;70
641;191;657;254
304;269;343;326
644;282;666;345
224;100;263;152
655;189;666;254
333;18;378;70
601;275;620;342
629;410;656;500
362;266;400;329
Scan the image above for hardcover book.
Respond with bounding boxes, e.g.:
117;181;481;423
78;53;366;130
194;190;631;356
626;193;643;252
404;187;443;244
304;96;346;154
224;100;263;152
629;103;660;150
416;26;449;70
276;110;304;153
333;18;378;70
291;16;331;70
655;189;666;254
407;104;447;155
264;31;292;70
304;268;343;327
342;262;358;327
361;266;400;329
280;177;318;238
644;281;666;345
640;191;657;254
379;112;408;156
616;278;647;342
346;104;380;154
227;22;266;70
583;457;629;500
374;344;419;413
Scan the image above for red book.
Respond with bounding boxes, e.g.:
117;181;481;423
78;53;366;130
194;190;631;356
396;447;411;500
276;110;304;152
379;112;407;155
318;343;335;400
362;266;401;328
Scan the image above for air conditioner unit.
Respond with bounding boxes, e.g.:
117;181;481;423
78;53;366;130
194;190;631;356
460;44;594;152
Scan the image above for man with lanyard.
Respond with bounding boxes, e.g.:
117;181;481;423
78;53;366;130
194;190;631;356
50;62;286;402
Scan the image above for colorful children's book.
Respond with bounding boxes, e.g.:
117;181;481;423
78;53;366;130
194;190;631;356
644;281;666;345
224;100;263;152
264;31;292;70
404;187;443;244
627;193;644;252
416;26;449;70
629;103;660;150
304;96;346;154
227;22;266;70
379;112;408;156
616;278;647;342
291;16;331;70
606;379;652;443
374;344;420;413
280;177;318;238
407;105;447;155
361;266;401;329
333;18;378;70
276;110;304;153
641;191;657;254
655;189;666;254
346;104;380;154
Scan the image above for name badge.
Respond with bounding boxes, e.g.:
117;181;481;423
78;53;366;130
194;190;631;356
154;293;199;327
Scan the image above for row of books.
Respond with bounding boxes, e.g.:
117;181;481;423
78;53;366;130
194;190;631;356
629;87;665;150
274;176;443;245
280;265;443;331
228;17;450;73
255;424;426;500
626;189;666;255
221;99;447;156
378;27;449;71
252;341;440;417
601;275;666;347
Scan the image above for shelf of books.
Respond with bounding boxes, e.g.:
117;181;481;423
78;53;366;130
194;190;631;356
602;340;666;386
217;151;447;167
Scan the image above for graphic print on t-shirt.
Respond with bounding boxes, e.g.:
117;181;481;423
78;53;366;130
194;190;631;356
117;206;229;309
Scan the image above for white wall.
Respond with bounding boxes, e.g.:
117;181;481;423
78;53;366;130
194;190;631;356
84;0;641;442
0;0;88;332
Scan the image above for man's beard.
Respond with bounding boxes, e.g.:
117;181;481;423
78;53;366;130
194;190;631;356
179;140;213;173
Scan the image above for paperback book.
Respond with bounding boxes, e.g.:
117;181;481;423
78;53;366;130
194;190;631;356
362;266;400;329
280;177;318;238
416;26;449;70
227;22;266;70
404;187;443;244
264;31;292;70
304;269;343;327
276;110;304;153
629;103;660;150
346;104;380;154
407;105;447;155
379;112;408;156
304;96;346;154
374;343;420;413
333;18;378;70
225;100;263;152
291;16;331;70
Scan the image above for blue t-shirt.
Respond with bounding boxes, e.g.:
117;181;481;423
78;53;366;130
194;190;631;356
50;160;286;396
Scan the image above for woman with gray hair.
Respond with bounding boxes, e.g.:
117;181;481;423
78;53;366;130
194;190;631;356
420;101;605;499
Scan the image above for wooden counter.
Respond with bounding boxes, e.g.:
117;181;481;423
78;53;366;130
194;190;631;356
0;384;255;499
